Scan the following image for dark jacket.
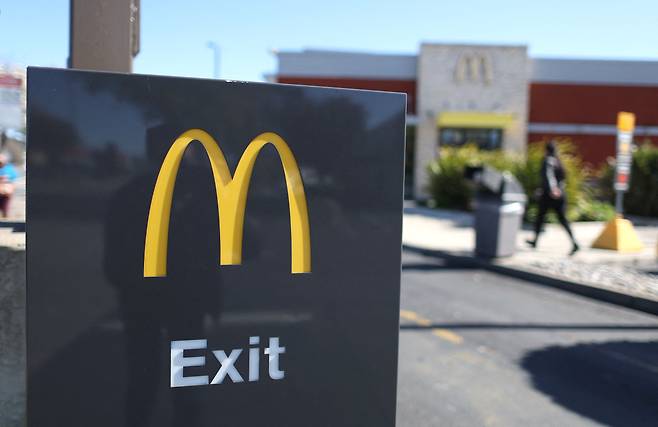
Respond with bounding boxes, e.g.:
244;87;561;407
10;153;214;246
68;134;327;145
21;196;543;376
540;155;565;196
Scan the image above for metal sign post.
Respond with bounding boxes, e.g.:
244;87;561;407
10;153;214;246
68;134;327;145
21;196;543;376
592;111;643;252
613;112;635;213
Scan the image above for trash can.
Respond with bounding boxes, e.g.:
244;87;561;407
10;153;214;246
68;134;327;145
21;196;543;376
466;166;527;258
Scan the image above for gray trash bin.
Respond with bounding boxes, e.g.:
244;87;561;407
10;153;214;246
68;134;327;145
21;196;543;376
467;166;527;258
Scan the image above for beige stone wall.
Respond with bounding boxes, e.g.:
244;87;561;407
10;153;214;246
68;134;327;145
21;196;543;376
414;44;530;199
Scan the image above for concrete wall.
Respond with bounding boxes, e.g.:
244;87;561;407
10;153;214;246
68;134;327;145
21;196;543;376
414;44;529;198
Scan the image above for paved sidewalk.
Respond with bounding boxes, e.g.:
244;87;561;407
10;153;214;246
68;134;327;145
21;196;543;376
403;202;658;303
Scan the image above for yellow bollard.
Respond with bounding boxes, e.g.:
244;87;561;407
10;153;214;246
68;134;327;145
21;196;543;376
592;215;644;252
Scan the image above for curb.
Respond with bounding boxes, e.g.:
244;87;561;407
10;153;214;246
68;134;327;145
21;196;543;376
402;244;658;317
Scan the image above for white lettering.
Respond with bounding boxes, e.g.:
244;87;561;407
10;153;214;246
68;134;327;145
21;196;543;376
211;349;244;384
170;339;209;388
249;336;260;382
169;336;285;388
264;337;286;380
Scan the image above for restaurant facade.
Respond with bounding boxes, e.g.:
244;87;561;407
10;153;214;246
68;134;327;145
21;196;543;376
271;44;658;198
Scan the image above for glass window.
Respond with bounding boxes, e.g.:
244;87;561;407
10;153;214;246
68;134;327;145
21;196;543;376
439;127;503;150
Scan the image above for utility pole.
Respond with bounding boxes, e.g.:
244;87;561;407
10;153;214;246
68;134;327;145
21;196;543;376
206;41;220;79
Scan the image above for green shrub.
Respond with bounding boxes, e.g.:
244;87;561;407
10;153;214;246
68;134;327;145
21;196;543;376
596;158;615;202
426;141;615;222
598;141;658;217
426;145;477;210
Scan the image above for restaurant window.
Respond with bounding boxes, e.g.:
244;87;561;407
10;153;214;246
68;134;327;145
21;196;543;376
439;127;502;150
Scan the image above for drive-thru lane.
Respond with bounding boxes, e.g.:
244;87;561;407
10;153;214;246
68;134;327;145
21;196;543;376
396;250;658;427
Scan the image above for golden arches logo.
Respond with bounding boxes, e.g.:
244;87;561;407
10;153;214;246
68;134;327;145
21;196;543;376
455;53;493;84
143;129;311;277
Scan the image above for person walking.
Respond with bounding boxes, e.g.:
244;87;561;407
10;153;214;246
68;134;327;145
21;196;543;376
0;153;18;218
526;141;579;255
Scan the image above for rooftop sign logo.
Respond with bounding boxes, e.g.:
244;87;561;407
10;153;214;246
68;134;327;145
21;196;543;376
455;53;493;84
143;128;311;276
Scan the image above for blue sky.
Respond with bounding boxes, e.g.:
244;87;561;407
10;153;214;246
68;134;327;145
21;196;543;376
3;0;658;82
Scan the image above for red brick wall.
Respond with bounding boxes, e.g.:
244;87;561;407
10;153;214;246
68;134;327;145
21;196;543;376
528;133;615;165
529;83;658;165
276;76;417;114
528;133;658;166
529;83;658;125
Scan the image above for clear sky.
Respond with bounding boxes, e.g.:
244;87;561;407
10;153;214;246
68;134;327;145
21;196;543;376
3;0;658;82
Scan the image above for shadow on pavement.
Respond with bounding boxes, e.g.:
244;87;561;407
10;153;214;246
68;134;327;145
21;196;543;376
399;323;658;331
402;245;478;271
521;340;658;427
402;244;476;264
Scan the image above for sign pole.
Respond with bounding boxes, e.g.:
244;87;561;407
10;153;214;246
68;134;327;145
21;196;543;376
613;111;634;214
592;111;643;252
614;191;623;214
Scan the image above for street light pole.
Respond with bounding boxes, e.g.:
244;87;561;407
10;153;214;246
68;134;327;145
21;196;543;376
206;41;220;79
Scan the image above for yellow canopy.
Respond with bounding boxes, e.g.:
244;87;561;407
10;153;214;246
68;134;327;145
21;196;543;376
437;111;515;128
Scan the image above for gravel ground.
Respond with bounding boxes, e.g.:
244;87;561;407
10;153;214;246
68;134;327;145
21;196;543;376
527;258;658;300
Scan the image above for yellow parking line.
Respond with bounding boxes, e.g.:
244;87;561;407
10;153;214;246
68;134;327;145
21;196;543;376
399;310;419;321
431;328;464;344
400;309;463;345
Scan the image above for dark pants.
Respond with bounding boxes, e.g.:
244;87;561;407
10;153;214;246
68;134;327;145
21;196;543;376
533;195;575;243
0;194;10;217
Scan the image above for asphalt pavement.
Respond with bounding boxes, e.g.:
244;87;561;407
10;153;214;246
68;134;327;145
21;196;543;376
396;249;658;427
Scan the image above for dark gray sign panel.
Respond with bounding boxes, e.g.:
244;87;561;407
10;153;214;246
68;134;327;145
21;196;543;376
27;68;405;426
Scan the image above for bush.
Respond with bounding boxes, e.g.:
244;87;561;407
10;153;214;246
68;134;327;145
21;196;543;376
426;145;478;210
598;141;658;217
427;141;615;222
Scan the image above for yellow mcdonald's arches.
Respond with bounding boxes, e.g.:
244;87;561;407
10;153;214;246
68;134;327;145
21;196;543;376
143;129;311;277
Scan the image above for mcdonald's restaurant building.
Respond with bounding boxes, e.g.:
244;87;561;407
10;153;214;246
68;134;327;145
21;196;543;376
271;43;658;199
